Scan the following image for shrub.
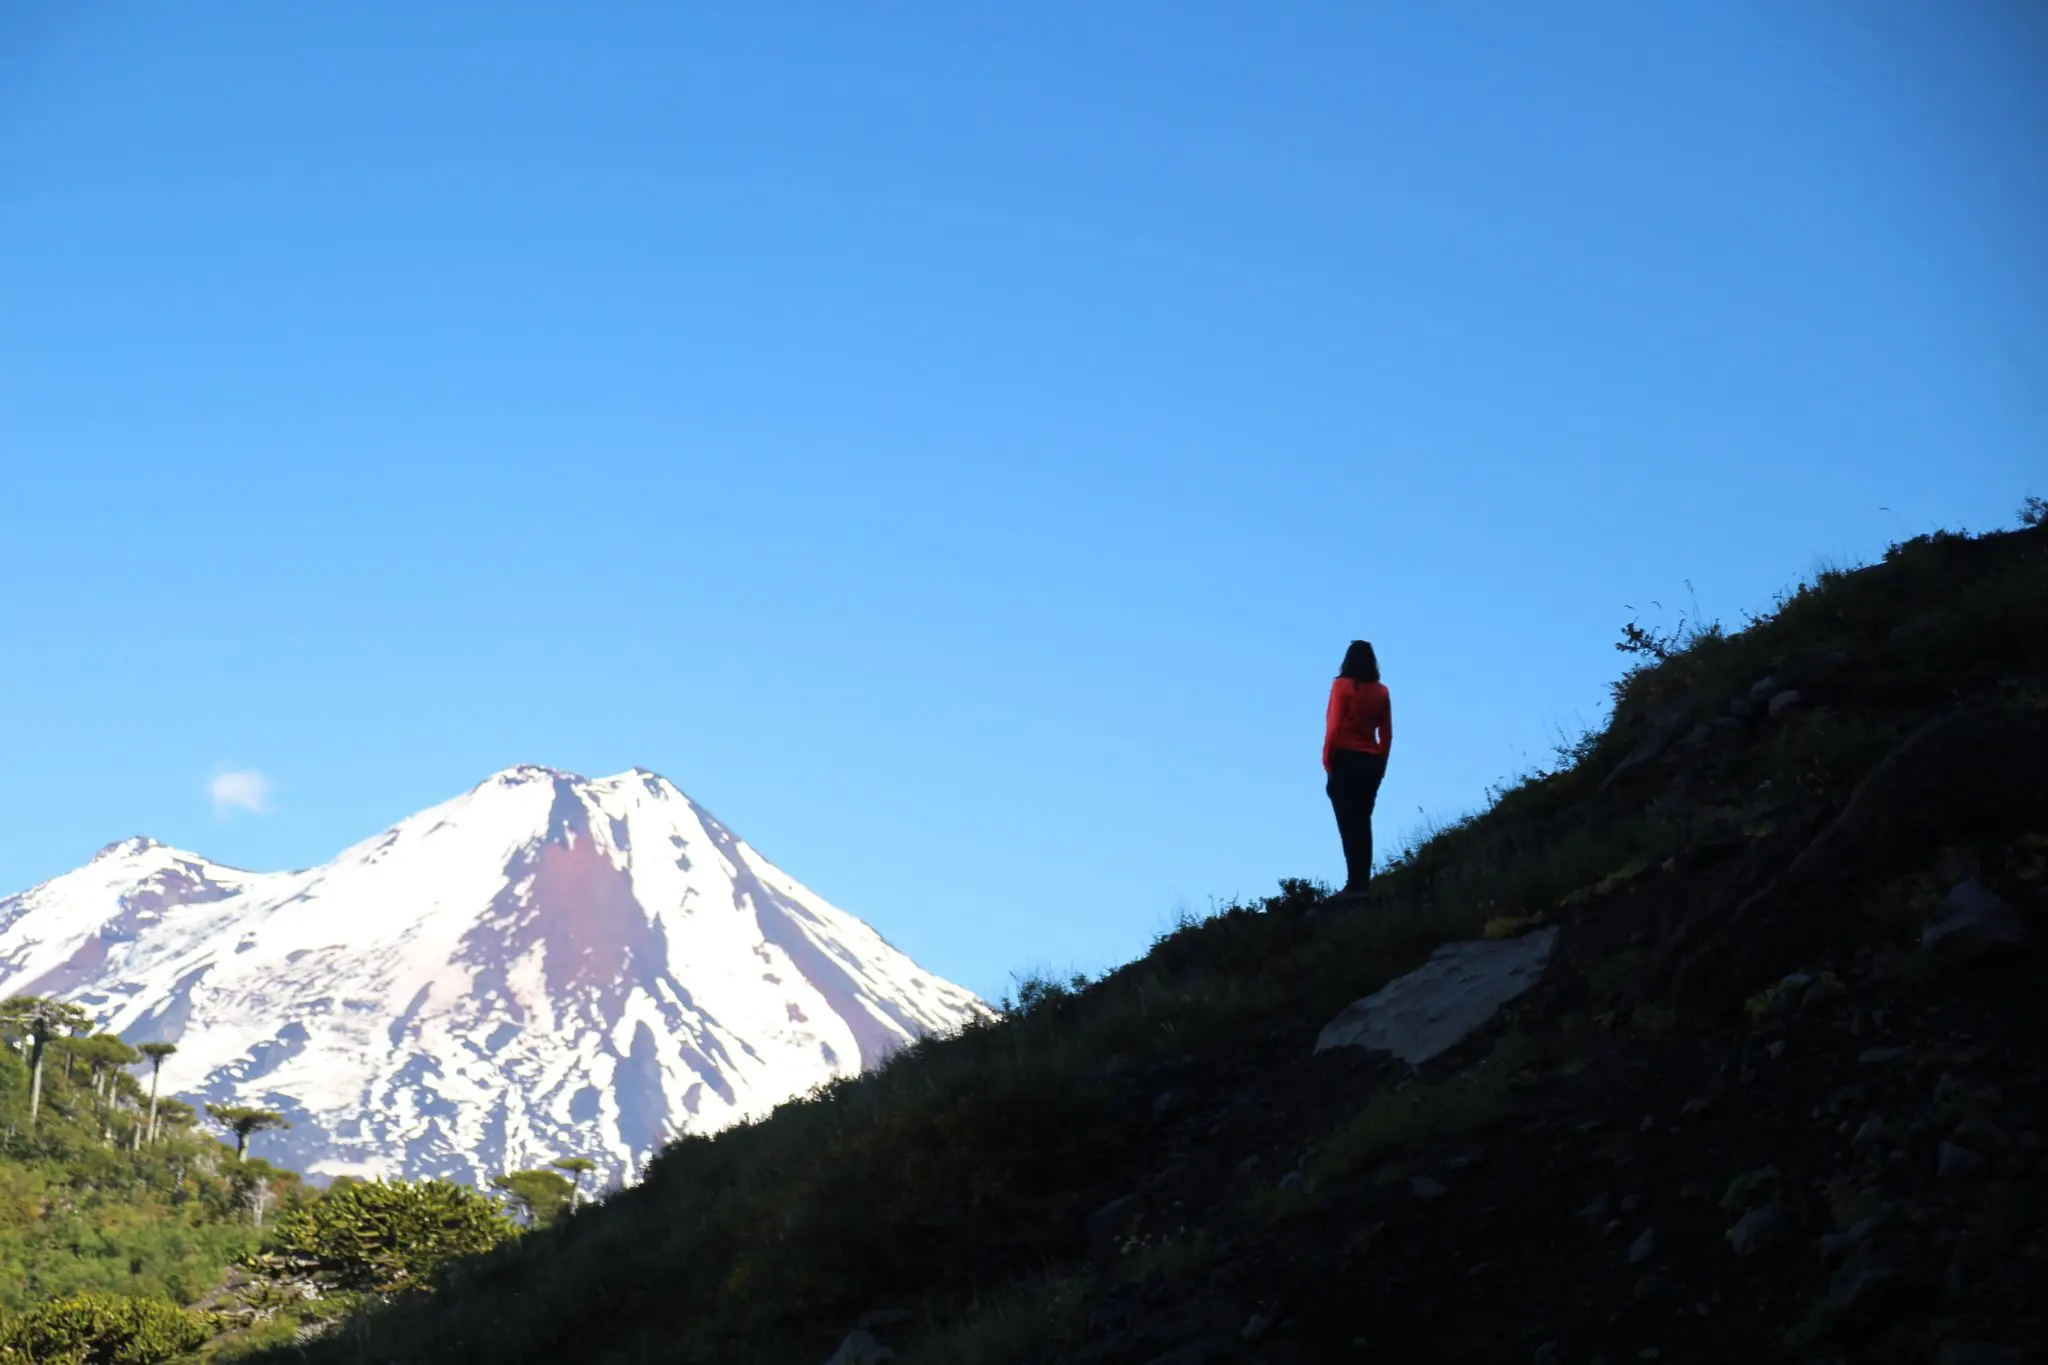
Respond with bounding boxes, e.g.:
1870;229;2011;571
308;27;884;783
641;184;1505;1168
264;1179;516;1296
0;1293;213;1365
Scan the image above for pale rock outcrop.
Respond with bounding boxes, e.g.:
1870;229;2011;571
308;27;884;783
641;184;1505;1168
1314;926;1559;1064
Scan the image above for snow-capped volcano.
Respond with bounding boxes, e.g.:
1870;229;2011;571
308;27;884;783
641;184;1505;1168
0;766;986;1189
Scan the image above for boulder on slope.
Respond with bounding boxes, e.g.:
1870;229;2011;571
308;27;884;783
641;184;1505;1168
1314;927;1559;1065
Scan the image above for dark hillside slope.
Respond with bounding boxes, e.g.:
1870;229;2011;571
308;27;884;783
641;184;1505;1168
269;517;2048;1365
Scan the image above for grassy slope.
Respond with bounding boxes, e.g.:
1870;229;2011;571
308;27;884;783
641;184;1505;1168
265;518;2048;1365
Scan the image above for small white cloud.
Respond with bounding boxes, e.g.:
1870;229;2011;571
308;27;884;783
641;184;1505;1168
210;768;273;818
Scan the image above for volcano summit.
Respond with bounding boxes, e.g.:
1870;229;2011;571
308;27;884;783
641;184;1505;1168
0;766;986;1189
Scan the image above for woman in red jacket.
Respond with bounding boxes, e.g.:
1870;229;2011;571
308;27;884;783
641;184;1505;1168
1324;640;1392;895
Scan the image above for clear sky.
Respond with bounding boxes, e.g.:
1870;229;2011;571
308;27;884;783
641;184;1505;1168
2;2;2042;1003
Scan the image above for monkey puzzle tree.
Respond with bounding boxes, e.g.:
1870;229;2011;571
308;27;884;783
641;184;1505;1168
137;1041;177;1142
154;1096;198;1141
0;995;91;1128
549;1156;596;1209
268;1178;517;1295
63;1033;139;1144
489;1168;574;1228
205;1102;292;1159
0;1293;215;1363
72;1033;137;1100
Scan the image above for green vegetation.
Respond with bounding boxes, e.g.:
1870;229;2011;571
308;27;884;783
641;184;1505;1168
0;995;564;1360
0;1008;291;1319
1313;1030;1538;1185
264;1179;517;1296
199;1109;289;1166
895;1274;1092;1365
0;1293;215;1365
0;999;91;1130
0;1002;309;1362
546;1157;594;1210
488;1170;573;1228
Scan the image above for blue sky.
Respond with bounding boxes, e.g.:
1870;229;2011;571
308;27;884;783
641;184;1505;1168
2;2;2042;1003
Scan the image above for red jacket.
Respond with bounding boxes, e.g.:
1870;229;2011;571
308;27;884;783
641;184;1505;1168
1324;677;1391;770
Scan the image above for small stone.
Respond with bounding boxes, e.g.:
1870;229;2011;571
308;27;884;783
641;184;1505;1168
1921;881;2031;963
1727;1204;1786;1255
1085;1194;1140;1245
1859;1045;1908;1065
1935;1073;2005;1106
1151;1090;1178;1118
1235;1155;1258;1177
1767;689;1803;718
1937;1142;1986;1179
1241;1313;1272;1342
1933;846;1984;887
1720;1168;1780;1212
1831;1234;1909;1308
1579;1190;1613;1223
1851;1116;1885;1149
1277;1171;1305;1194
1766;1040;1787;1059
1627;1227;1657;1263
1412;1174;1448;1201
1953;1117;2009;1150
823;1328;892;1365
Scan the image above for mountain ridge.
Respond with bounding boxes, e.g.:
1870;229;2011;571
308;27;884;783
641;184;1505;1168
0;764;986;1191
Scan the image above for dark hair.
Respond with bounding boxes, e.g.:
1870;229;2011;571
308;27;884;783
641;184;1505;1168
1339;640;1380;683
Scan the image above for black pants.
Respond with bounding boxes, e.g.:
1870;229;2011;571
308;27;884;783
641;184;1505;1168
1326;748;1388;891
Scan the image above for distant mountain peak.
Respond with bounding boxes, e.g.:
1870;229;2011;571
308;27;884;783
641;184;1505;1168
479;762;585;787
90;835;165;862
0;770;984;1190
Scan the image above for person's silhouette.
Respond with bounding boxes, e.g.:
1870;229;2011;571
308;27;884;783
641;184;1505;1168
1323;640;1392;895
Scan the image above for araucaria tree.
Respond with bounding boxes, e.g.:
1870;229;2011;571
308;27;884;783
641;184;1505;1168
550;1156;596;1208
268;1178;518;1295
489;1169;575;1228
0;995;92;1128
205;1102;292;1159
138;1041;177;1142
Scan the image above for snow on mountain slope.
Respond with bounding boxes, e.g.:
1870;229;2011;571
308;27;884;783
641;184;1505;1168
0;767;987;1189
